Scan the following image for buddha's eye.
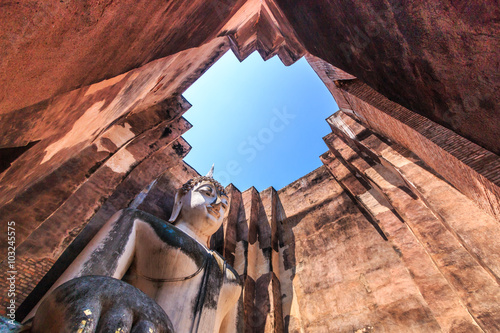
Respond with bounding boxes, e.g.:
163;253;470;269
199;185;214;196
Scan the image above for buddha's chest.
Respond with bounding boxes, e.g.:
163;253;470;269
132;222;206;281
126;250;209;332
124;222;222;332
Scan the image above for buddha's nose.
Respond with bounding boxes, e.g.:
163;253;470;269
213;196;222;206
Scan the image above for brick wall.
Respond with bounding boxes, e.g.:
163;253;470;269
337;79;500;220
0;257;54;316
307;55;500;221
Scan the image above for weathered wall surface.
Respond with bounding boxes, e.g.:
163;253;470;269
0;0;246;115
320;112;500;332
307;54;500;222
276;0;500;154
220;0;305;65
276;167;442;332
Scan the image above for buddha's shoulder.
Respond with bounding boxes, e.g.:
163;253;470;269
122;208;207;258
121;209;187;238
117;208;171;227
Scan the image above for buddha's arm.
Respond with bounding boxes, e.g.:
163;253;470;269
218;265;243;333
27;208;139;319
219;300;241;333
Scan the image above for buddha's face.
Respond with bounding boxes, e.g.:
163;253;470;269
179;180;229;235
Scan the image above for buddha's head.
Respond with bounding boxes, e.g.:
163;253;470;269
169;172;228;239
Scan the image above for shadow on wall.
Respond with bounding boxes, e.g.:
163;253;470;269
0;141;39;174
275;194;296;332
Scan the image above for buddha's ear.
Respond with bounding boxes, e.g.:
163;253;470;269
168;189;184;223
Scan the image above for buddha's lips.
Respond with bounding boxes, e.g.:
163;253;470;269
207;206;220;219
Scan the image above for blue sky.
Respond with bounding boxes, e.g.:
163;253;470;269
183;51;338;192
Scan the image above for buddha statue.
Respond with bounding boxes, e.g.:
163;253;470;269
30;168;242;333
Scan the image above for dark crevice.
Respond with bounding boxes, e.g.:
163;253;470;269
0;141;40;174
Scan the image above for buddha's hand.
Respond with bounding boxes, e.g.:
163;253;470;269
31;276;174;333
